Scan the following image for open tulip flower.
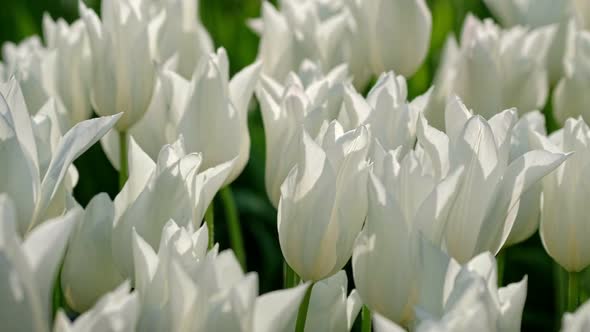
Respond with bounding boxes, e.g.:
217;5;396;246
420;97;568;263
0;78;121;235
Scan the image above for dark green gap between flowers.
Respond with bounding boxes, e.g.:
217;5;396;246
0;0;572;330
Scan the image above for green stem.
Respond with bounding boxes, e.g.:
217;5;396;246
295;282;315;332
361;305;372;332
220;186;246;269
205;203;215;249
284;261;300;288
554;263;566;330
568;271;580;312
497;250;505;287
118;131;128;189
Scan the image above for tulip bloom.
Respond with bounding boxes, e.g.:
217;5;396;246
111;136;234;278
0;79;121;235
53;282;139;332
42;15;93;126
81;0;156;131
60;194;124;312
427;97;568;263
279;122;370;282
531;117;590;272
561;299;590;332
0;195;78;332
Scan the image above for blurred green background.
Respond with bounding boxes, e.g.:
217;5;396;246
0;1;569;331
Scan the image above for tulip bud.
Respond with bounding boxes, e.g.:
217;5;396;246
43;15;93;126
278;122;370;281
80;0;156;131
347;0;432;78
531;117;590;272
562;299;590;332
60;193;124;312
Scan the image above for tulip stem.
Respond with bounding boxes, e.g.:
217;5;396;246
284;261;300;288
295;282;314;332
118;131;128;189
205;203;215;249
361;305;372;332
497;250;505;286
220;186;246;269
567;271;580;312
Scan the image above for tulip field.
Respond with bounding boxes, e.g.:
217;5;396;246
4;0;590;331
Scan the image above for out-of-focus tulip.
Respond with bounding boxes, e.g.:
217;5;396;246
279;122;370;282
53;282;139;332
0;79;121;235
42;15;93;126
252;1;352;85
60;193;124;312
429;97;568;263
0;194;78;332
505;111;547;246
483;0;571;28
111;136;234;278
553;28;590;125
531;117;590;272
346;0;432;78
102;48;260;184
149;0;213;79
561;299;590;332
81;0;156;131
1;36;54;114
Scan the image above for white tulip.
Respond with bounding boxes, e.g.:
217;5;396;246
531;117;590;272
415;253;527;332
253;1;351;84
0;78;121;235
111;136;234;278
505;111;547;246
483;0;571;28
561;299;590;332
53;282;139;332
60;194;124;312
353;141;464;325
426;97;568;263
101;48;260;184
149;0;214;78
81;0;156;131
257;64;350;207
346;0;432;78
42;15;93;126
0;194;78;332
1;36;54;114
553;28;590;125
279;122;370;281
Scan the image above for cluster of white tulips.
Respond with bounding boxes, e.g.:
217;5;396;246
4;0;590;331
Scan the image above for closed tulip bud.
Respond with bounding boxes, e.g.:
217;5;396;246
347;0;432;78
531;117;590;272
42;15;93;126
53;282;139;332
81;0;156;131
279;122;370;281
112;136;234;278
483;0;571;28
60;193;124;312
